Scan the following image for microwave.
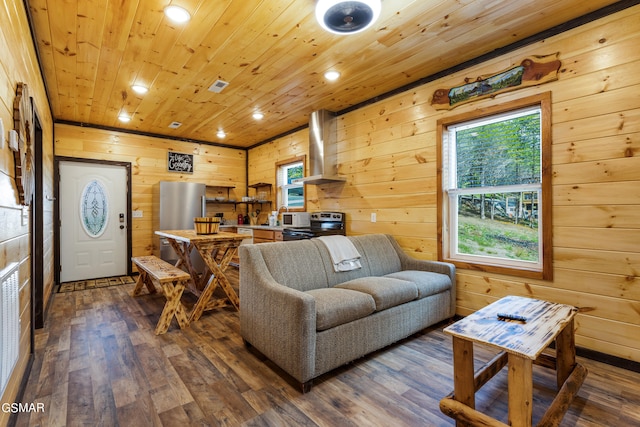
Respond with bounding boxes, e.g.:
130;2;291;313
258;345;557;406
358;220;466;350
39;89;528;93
281;212;310;227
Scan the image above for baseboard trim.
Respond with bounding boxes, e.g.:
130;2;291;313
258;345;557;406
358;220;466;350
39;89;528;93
576;346;640;373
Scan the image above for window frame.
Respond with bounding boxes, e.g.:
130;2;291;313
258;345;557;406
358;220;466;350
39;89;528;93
436;92;553;280
276;155;306;212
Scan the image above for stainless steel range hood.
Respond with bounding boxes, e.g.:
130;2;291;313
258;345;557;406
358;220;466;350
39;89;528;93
295;110;346;185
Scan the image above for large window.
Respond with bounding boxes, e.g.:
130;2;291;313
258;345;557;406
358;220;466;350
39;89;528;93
437;93;552;280
277;156;305;211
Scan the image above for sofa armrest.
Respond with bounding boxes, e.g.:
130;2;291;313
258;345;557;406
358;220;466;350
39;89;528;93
385;235;457;317
239;244;317;383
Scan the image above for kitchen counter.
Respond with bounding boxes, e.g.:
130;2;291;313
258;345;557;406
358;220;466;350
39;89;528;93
220;224;285;245
220;224;285;231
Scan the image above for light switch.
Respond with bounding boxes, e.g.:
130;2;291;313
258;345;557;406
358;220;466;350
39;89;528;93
132;210;143;218
371;213;377;222
9;129;18;151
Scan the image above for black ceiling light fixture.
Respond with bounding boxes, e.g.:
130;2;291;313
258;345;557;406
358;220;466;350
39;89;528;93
315;0;382;35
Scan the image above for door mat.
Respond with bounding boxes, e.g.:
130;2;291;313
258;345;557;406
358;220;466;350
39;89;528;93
58;275;137;293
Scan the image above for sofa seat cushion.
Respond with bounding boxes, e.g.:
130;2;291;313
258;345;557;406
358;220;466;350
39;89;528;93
385;270;451;299
306;288;376;331
335;277;418;311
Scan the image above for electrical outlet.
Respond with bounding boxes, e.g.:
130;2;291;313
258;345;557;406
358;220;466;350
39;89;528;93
132;210;143;218
370;212;377;222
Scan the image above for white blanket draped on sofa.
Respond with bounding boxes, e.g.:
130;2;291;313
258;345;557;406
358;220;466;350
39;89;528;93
317;235;362;272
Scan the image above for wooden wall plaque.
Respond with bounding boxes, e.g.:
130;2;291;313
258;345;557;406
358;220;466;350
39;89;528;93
12;82;35;205
431;53;561;110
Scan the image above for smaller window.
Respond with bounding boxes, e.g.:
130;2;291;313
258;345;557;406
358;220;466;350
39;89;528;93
277;156;306;211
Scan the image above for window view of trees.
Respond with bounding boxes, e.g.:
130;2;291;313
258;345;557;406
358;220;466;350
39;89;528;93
286;163;303;183
448;108;542;265
457;192;539;261
455;112;541;188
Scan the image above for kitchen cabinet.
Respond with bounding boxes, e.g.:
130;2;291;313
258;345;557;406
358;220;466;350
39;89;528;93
252;229;283;244
236;227;254;244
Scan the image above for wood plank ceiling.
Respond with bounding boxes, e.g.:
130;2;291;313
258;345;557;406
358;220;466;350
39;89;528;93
27;0;623;148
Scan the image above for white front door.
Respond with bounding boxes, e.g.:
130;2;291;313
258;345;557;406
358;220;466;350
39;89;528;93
59;161;128;282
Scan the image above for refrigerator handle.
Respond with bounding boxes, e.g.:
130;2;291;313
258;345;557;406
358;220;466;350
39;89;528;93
202;195;206;216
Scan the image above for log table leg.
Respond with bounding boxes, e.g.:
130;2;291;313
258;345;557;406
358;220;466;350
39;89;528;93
508;354;533;427
555;319;576;388
452;336;476;427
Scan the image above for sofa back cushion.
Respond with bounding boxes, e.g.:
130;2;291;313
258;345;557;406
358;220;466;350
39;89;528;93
351;234;402;276
257;240;330;291
253;234;403;291
311;239;372;287
310;234;403;287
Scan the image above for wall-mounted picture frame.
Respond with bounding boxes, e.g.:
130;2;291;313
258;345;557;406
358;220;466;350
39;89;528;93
167;151;194;173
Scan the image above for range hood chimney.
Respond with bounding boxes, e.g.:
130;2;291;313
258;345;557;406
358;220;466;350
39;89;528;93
296;110;346;185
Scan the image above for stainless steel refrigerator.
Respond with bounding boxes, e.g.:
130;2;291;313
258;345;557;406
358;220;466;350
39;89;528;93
153;181;206;271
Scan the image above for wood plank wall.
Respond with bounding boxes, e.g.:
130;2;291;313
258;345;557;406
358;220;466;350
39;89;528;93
0;0;54;423
53;125;247;261
248;6;640;364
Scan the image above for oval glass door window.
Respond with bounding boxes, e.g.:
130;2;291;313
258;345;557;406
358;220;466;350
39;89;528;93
80;179;109;238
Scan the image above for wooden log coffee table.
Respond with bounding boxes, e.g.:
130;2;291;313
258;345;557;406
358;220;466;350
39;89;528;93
440;295;587;427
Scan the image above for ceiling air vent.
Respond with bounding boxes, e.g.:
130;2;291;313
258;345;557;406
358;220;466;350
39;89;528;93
208;79;229;93
168;121;182;129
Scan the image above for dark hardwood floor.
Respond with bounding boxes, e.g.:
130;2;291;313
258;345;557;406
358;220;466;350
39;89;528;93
12;270;640;426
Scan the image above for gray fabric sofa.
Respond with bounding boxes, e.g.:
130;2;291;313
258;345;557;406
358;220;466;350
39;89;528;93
239;234;456;391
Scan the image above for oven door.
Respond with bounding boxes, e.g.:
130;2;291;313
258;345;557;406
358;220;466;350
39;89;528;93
282;228;315;240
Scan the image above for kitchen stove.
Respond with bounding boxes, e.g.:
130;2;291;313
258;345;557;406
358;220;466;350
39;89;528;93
282;211;345;240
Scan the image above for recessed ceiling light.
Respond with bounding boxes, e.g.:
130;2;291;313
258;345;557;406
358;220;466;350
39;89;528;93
118;113;131;123
252;112;264;120
216;130;226;138
164;5;191;23
315;0;381;35
131;84;148;94
324;70;340;81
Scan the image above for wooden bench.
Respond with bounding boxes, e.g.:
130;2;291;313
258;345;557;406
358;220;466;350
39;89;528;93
131;255;191;335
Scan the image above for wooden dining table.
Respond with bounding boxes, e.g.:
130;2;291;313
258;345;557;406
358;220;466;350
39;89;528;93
155;230;245;322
